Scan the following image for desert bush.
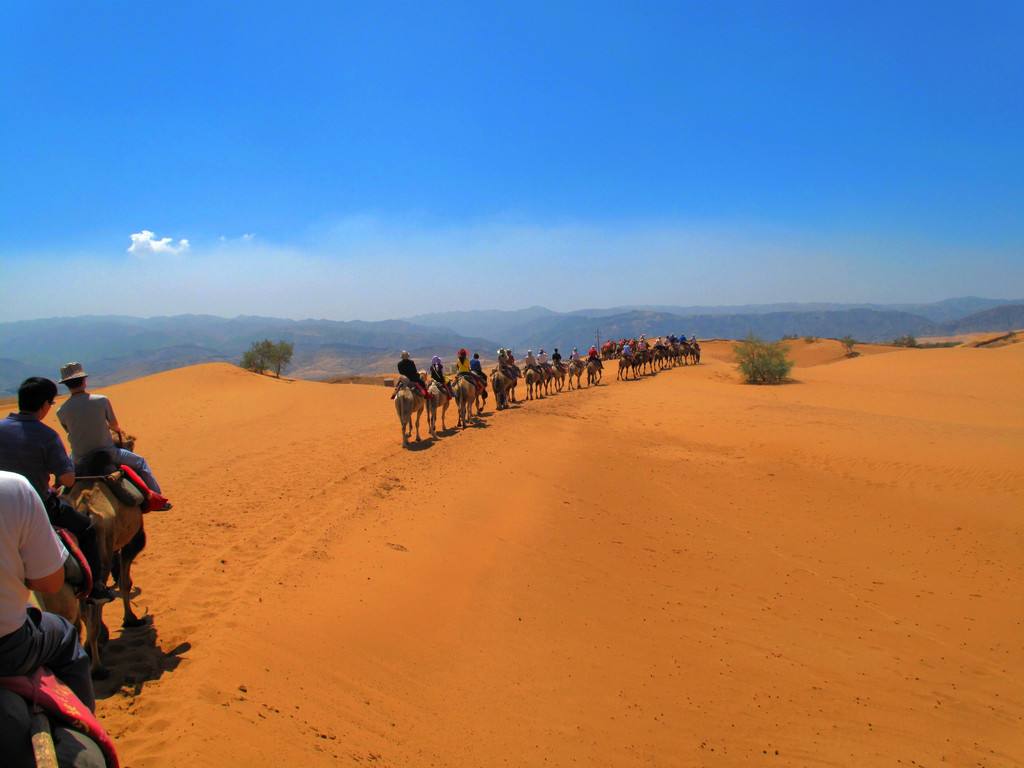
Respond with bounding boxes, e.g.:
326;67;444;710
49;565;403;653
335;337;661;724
803;335;816;343
893;334;918;348
241;339;294;377
734;335;794;385
781;334;799;341
839;335;858;356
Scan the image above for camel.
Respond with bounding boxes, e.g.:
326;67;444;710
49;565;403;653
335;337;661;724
617;355;633;380
39;478;147;678
509;366;520;402
474;379;488;413
524;366;542;400
552;362;566;392
426;380;452;436
635;349;651;376
394;377;426;446
679;341;691;365
453;374;477;428
490;368;509;410
540;364;555;395
567;359;584;390
586;358;602;386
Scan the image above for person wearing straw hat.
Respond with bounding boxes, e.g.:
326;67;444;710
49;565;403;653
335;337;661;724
55;363;170;510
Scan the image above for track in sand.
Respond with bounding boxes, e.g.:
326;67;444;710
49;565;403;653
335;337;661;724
43;343;1024;767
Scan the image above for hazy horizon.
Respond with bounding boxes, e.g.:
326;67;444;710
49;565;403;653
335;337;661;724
2;292;1023;327
2;3;1022;322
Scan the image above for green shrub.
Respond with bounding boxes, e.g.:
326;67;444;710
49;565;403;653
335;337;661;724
893;334;918;348
839;335;857;356
734;335;794;384
241;339;294;377
803;335;816;343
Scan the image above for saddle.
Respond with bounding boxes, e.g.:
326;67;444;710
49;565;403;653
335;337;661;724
397;375;430;399
457;371;486;393
74;449;166;512
0;666;120;768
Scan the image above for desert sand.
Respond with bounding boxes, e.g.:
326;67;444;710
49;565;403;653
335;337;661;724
40;340;1023;767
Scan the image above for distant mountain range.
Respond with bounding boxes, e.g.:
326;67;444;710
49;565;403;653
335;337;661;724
0;315;492;395
408;298;1024;350
1;298;1022;395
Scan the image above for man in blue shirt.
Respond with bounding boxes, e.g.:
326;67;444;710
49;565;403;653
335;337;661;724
0;378;113;602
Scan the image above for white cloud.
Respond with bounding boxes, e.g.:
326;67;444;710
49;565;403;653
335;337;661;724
2;216;1019;322
127;230;190;256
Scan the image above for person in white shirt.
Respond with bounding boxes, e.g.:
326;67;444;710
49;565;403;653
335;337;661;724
0;471;94;710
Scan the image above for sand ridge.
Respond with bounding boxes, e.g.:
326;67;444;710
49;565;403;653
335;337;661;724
40;348;1024;767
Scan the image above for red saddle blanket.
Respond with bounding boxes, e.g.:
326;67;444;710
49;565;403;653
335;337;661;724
458;373;486;392
119;464;169;513
0;668;120;768
54;528;93;599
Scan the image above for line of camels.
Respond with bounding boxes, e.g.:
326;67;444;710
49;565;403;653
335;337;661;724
395;337;701;446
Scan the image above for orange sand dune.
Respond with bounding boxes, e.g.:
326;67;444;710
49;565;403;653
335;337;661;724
41;350;1023;767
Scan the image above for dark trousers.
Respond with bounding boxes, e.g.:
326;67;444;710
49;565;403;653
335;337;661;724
45;495;103;588
0;609;95;711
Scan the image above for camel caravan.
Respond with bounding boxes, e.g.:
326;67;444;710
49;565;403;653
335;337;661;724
392;335;702;446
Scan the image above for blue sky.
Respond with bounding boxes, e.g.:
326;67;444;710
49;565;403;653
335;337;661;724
1;1;1022;320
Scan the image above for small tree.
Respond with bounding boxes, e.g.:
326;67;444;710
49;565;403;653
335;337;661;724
734;334;793;385
241;339;274;373
893;334;918;348
268;340;294;377
241;339;293;376
839;335;858;357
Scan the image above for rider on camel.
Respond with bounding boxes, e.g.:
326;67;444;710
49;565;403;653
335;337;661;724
429;356;455;399
523;349;539;373
569;347;580;363
455;348;487;397
0;377;116;603
551;348;563;369
588;345;603;369
497;349;517;380
56;362;169;507
537;348;550;372
393;351;429;399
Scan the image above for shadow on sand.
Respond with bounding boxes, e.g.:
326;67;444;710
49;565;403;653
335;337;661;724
94;615;190;698
404;438;436;452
